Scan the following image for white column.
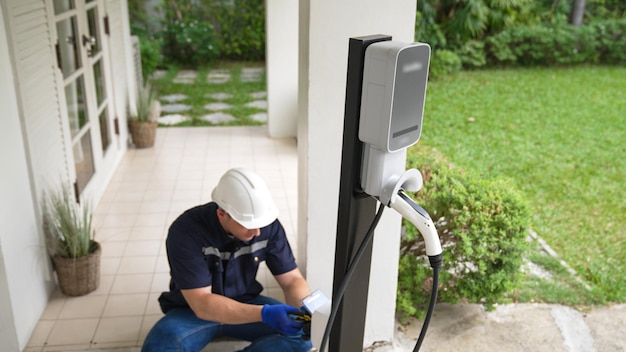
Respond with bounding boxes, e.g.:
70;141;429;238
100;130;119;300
299;0;417;347
266;0;299;138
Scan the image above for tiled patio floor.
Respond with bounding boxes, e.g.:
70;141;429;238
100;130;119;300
25;126;298;352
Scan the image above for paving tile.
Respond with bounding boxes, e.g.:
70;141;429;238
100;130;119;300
160;94;188;103
46;318;99;345
249;91;267;99
110;274;152;294
171;70;196;84
117;257;158;275
160;104;192;113
206;92;233;101
103;293;149;317
151;70;167;79
200;112;236;124
93;316;143;344
240;67;265;82
207;69;231;84
242;67;264;74
175;70;197;79
27;320;54;347
58;295;107;319
157;114;190;125
172;77;195;84
203;102;232;111
245;100;267;109
250;113;267;123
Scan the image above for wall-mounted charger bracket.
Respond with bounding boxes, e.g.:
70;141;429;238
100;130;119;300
358;40;430;206
382;168;423;205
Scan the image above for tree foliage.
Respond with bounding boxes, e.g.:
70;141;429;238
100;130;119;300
417;0;538;43
416;0;626;74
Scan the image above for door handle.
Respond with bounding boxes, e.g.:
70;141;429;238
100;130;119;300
82;35;96;56
82;35;96;47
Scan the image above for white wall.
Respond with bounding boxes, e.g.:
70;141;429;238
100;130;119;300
0;4;53;349
266;0;299;138
299;0;416;348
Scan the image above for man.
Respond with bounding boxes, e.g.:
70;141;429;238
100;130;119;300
142;168;313;352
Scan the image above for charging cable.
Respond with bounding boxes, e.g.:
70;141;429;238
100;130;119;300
319;192;442;352
319;202;386;352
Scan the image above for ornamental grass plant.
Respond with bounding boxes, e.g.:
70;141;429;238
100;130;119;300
42;184;96;259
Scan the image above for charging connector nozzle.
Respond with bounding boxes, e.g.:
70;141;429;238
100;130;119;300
389;190;442;258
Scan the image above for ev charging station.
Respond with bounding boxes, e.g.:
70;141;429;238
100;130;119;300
318;35;442;352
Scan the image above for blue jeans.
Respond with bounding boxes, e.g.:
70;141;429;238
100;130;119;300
142;295;312;352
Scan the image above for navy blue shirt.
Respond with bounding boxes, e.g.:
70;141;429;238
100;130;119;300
158;202;298;313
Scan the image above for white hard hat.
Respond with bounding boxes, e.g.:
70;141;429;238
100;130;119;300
211;168;279;229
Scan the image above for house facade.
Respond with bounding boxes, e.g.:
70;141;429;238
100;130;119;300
1;0;417;349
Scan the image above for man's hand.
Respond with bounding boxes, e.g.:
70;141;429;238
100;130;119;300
261;304;304;335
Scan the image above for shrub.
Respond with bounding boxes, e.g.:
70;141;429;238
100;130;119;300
455;40;487;69
429;50;461;79
485;19;626;67
208;0;266;61
138;36;162;80
160;20;220;66
397;148;530;319
593;19;626;64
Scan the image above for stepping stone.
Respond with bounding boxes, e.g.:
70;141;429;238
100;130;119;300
249;91;267;99
161;103;192;113
207;69;231;84
173;77;195;84
176;70;197;79
240;67;264;82
152;70;167;79
206;93;233;101
200;112;236;124
173;70;197;84
250;113;267;123
242;67;265;74
158;114;190;125
160;94;188;103
245;100;267;109
204;102;232;111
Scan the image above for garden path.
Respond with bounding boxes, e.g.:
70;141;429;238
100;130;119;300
155;67;267;126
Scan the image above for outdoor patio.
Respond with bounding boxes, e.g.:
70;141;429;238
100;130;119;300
25;126;298;351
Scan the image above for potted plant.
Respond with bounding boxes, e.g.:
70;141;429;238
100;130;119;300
42;185;101;296
128;80;160;148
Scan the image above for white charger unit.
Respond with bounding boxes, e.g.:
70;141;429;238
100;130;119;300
359;41;431;203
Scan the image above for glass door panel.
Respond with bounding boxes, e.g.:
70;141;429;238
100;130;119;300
56;17;82;78
85;7;101;57
93;59;105;107
86;1;112;154
53;0;75;15
98;107;111;152
73;132;95;193
64;76;87;138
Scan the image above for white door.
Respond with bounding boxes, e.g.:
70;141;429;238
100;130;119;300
52;0;119;202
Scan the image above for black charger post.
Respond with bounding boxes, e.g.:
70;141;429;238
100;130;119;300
330;34;391;352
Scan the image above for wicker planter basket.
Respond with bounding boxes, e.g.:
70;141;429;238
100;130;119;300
129;120;158;148
52;241;101;296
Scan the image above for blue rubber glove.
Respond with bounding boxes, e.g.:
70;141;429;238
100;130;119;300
261;304;304;336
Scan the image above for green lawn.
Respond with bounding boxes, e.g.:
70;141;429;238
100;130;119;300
414;66;626;303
